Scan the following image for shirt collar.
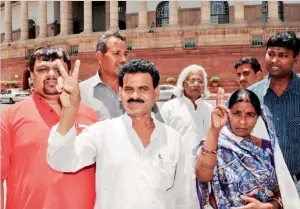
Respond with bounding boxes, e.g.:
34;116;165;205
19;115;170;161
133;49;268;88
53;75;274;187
121;112;158;127
90;69;103;88
263;71;300;96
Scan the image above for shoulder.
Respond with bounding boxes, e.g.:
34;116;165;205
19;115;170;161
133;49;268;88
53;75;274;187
1;98;35;125
248;79;267;93
161;97;181;110
78;103;100;123
79;76;95;89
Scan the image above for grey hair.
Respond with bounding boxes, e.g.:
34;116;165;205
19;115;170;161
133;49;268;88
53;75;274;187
96;29;126;53
174;64;210;99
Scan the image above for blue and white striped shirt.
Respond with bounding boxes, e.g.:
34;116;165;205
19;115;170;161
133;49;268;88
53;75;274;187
249;71;300;174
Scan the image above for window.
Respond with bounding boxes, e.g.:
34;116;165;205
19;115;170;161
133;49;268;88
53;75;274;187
251;35;264;46
156;1;169;27
126;40;133;51
184;38;196;49
262;1;284;22
70;45;79;56
211;1;229;24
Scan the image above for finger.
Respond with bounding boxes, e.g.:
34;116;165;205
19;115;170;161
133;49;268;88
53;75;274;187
63;84;74;93
216;87;225;105
56;76;64;93
57;76;64;89
71;60;80;80
240;195;256;203
215;104;230;113
56;59;69;79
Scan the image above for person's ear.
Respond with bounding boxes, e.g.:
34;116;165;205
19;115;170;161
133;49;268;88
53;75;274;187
96;51;104;65
256;71;263;81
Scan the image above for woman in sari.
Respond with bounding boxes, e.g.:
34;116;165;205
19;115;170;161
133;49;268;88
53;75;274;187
195;88;298;209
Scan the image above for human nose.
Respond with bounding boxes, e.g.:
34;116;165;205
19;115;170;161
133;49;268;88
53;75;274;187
239;116;246;125
239;74;246;81
47;69;58;78
131;91;140;99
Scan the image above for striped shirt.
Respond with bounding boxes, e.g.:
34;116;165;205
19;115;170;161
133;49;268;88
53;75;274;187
249;71;300;174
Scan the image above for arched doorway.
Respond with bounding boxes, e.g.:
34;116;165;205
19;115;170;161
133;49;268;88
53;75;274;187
156;1;169;27
28;19;36;39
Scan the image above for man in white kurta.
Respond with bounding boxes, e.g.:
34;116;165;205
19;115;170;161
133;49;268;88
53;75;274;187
160;65;213;209
47;59;191;209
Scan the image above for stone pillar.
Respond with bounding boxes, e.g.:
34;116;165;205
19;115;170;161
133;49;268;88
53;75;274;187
21;1;28;40
268;1;280;23
110;1;119;30
137;1;147;29
169;0;179;27
60;1;69;35
234;1;246;25
200;1;210;26
39;1;47;38
68;1;73;34
83;1;93;33
4;1;12;42
105;1;110;30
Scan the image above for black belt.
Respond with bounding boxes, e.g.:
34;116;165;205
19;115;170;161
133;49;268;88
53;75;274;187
292;174;300;181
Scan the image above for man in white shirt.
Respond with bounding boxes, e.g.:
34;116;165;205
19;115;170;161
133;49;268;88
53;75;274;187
160;64;213;209
47;58;191;209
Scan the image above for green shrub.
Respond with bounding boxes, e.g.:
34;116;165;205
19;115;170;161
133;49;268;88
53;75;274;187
210;76;220;83
166;77;177;83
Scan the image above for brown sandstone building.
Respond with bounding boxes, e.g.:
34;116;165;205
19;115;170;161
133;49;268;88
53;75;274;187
1;1;300;92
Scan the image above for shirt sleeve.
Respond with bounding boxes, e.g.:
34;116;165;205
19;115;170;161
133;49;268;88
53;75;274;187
159;103;170;125
1;108;12;179
47;122;99;173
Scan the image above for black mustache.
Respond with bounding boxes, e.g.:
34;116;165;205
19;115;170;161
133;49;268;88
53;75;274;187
127;98;145;103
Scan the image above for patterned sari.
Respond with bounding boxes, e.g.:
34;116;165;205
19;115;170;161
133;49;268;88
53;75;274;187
195;108;279;208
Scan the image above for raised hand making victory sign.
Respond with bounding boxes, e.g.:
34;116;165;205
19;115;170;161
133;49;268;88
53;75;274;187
56;59;81;109
211;87;229;132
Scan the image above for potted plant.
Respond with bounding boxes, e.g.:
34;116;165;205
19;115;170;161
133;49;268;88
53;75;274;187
166;77;177;85
210;76;220;87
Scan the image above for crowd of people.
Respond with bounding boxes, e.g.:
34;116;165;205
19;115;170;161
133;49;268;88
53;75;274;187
1;30;300;209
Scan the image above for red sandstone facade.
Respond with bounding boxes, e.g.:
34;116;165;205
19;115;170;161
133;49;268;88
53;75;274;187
1;1;300;92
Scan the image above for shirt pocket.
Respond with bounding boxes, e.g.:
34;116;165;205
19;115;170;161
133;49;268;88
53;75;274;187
147;159;177;191
287;117;300;144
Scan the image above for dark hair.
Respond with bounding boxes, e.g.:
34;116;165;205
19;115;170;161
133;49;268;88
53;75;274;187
266;31;300;58
119;59;160;88
29;45;71;72
234;57;262;73
228;89;261;116
96;29;126;53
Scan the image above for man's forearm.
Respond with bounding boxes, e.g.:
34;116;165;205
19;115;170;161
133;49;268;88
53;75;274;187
57;107;78;135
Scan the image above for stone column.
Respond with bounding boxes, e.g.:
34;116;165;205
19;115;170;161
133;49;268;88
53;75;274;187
200;1;210;26
60;1;69;35
4;1;12;42
268;1;280;23
169;0;179;27
105;1;110;30
110;1;119;30
68;1;73;34
21;1;28;40
234;1;246;25
137;1;147;29
39;1;47;38
83;1;93;33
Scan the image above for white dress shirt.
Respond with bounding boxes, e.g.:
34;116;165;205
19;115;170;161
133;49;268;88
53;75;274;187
47;114;191;209
160;96;213;209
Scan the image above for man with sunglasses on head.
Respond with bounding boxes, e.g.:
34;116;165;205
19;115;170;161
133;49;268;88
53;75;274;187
1;46;97;209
